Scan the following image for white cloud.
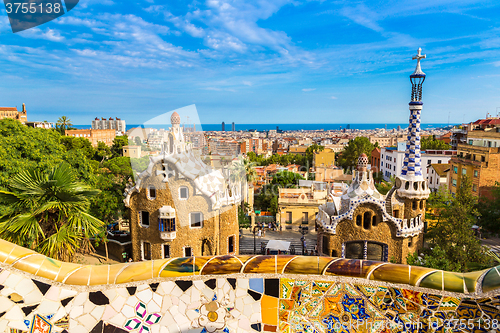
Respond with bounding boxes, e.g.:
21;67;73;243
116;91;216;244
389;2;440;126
302;88;316;92
330;96;337;99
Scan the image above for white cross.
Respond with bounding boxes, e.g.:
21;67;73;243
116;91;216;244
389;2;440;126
412;48;426;67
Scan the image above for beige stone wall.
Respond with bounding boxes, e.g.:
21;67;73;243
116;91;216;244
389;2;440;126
129;160;239;260
279;205;318;229
319;203;422;264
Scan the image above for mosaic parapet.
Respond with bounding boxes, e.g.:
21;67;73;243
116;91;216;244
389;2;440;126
1;239;500;296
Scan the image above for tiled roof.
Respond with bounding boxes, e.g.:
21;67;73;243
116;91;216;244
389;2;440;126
429;163;450;177
0;107;18;111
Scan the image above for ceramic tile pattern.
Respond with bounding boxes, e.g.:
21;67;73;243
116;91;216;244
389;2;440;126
1;239;500;332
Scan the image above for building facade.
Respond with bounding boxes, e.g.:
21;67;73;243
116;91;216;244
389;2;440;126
278;181;328;231
65;129;116;147
380;143;455;181
316;49;430;264
0;103;27;124
427;164;450;192
92;117;126;135
124;112;241;260
448;142;500;200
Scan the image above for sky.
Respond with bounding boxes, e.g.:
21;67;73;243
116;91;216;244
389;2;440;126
1;0;500;125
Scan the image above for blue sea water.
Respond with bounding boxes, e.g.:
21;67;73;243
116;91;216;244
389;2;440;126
73;123;451;132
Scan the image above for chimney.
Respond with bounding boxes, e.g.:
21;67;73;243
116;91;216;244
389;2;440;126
22;103;26;113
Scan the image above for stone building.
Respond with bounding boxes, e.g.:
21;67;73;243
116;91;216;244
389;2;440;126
65;128;116;147
277;181;328;231
92;117;126;135
124;112;241;261
316;48;430;264
449;132;500;200
0;103;27;124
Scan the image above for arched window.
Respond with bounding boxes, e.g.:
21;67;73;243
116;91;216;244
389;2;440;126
356;215;362;227
412;201;417;210
363;212;371;230
372;215;377;227
419;200;424;210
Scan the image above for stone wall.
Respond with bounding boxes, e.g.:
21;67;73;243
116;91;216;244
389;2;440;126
129;161;238;260
1;238;500;333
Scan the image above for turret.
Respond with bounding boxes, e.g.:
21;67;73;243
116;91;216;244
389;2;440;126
394;48;430;219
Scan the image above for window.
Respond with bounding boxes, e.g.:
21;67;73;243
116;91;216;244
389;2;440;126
420;201;424;209
142;241;151;260
427;159;431;165
190;212;203;228
139;211;150;227
453;166;458;174
302;212;308;224
469;140;473;145
228;236;235;253
322;235;329;255
345;242;364;259
363;212;371;230
184;247;192;257
179;186;189;200
430;177;433;184
481;156;485;162
147;186;156;200
452;179;457;187
163;244;170;258
159;217;175;232
371;215;377;227
473;184;477;192
412;201;417;210
462;168;467;176
393;210;399;218
344;241;387;261
474;170;478;177
355;215;362;227
286;211;292;224
438;160;441;164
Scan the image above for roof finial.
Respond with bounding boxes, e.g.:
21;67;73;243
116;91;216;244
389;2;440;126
411;48;426;76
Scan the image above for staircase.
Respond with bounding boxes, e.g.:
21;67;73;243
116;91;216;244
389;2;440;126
385;186;396;214
239;232;317;255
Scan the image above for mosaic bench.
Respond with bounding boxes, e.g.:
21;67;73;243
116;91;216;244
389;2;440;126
1;238;500;332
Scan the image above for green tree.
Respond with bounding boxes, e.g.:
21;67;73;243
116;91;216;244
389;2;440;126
0;163;105;261
0;119;97;189
95;141;112;164
424;175;490;272
337;137;375;171
111;136;129;158
238;206;251;229
421;136;451;150
60;136;95;159
270;170;305;188
478;182;500;234
56;116;73;134
407;245;460;271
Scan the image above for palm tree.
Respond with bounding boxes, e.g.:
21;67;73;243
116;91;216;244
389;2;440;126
56;116;73;134
230;156;257;209
0;163;104;261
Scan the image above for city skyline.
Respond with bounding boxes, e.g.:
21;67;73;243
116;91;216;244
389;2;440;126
1;0;500;125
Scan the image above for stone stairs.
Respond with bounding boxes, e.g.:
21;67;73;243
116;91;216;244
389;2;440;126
239;233;317;255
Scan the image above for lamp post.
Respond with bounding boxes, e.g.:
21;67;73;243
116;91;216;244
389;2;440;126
253;226;256;254
300;227;306;255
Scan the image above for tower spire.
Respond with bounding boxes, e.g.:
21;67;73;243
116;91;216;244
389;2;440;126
395;48;430;200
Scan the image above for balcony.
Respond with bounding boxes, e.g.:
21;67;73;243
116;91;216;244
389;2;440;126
160;231;176;241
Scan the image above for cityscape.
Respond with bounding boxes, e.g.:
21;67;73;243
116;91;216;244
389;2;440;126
1;1;500;333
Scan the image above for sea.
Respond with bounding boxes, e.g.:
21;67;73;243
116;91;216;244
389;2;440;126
73;123;452;132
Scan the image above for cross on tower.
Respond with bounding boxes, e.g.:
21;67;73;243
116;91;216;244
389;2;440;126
411;48;426;75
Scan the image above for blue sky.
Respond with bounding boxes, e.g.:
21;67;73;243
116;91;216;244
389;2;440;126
1;0;500;125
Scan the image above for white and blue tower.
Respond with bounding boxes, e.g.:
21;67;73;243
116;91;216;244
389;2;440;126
395;48;430;212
